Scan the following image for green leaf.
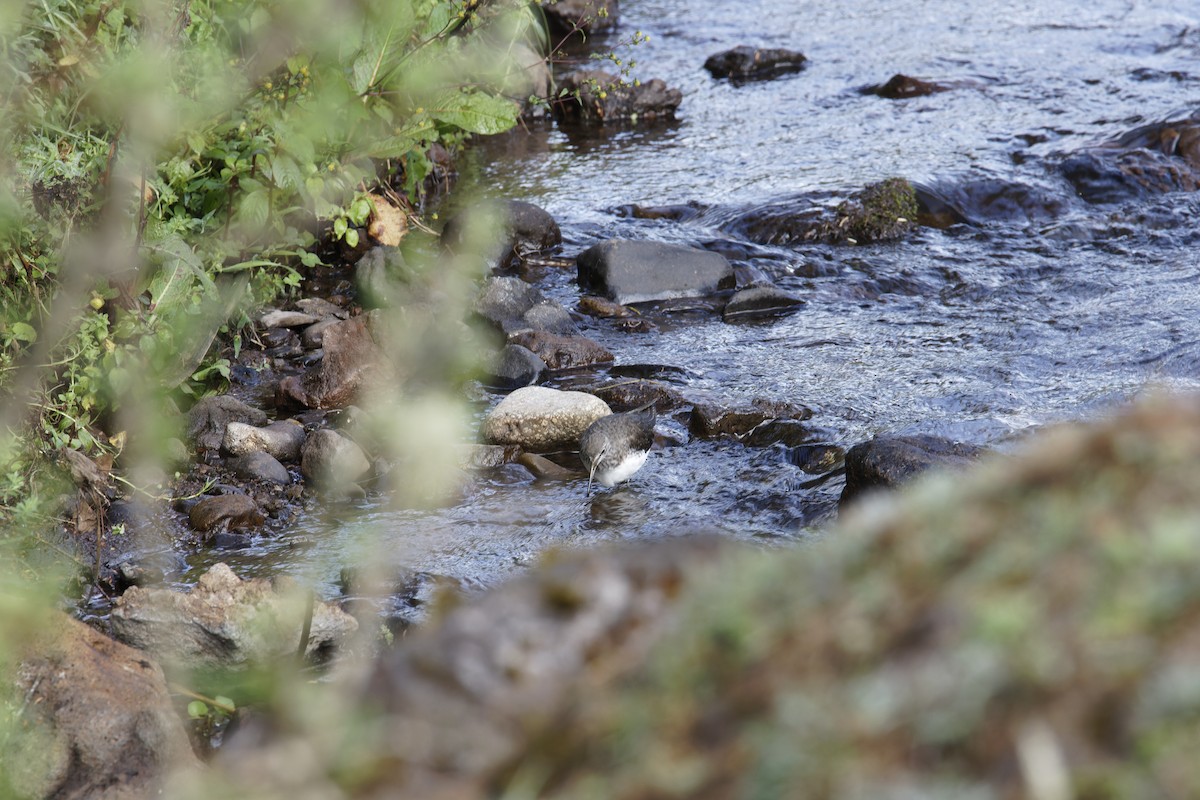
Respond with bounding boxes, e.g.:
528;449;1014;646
299;251;321;268
333;217;348;238
348;197;372;226
187;700;208;719
237;188;270;230
430;91;519;135
344;228;360;248
10;322;37;343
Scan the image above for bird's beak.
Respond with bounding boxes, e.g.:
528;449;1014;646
586;444;607;496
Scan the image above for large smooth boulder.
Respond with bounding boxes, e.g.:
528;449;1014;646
4;613;200;799
840;433;984;505
704;45;808;82
482;386;611;451
300;429;372;491
110;563;358;670
577;239;734;304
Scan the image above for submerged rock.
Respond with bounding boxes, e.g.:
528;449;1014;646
840;433;984;505
6;614;200;799
1060;112;1200;203
111;563;358;670
863;73;951;99
577;239;734;304
482;386;611;451
690;398;814;440
704;45;808;82
556;70;682;124
722;285;805;321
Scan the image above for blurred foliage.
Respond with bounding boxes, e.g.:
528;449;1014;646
0;0;537;524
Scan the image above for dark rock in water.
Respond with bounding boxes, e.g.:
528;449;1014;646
539;0;618;36
787;442;845;473
556;70;681;124
277;314;389;410
578;295;636;318
228;451;292;486
5;614;200;797
577;239;734;304
723;285;805;321
187;395;267;451
475;276;578;336
863;73;950;99
188;492;266;533
488;343;545;389
110;562;358;670
704;45;808;82
614;203;705;222
517;452;580;481
840;433;984;506
738;419;817;448
442;200;562;271
725;178;918;247
691;398;814;440
589;380;685;413
509;330;615;371
1060;113;1200;203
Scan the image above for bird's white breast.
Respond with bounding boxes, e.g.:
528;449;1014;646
595;449;649;487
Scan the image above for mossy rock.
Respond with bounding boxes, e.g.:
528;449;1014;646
823;176;919;244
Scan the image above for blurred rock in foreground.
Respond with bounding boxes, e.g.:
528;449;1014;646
178;393;1200;799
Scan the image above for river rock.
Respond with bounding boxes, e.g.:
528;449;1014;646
482;386;611;451
222;419;306;462
453;444;521;470
301;317;339;349
187;396;268;451
577;239;734;304
589;380;684;413
539;0;618;35
5;613;200;799
864;73;951;99
1060;113;1200;203
259;309;319;328
188;493;266;533
294;297;345;319
690;398;814;440
110;563;358;670
300;428;371;490
277;314;388;409
578;295;635;318
704;45;808;82
227;451;291;486
723;285;805;321
487;343;545;389
443;200;562;271
508;331;614;371
840;433;984;505
475;275;578;336
556;70;682;124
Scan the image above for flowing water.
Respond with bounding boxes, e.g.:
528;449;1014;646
182;0;1200;619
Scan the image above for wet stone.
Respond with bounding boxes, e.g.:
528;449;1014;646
840;434;985;506
508;330;614;371
691;398;814;440
301;429;372;492
228;451;292;486
476;276;578;336
488;343;545;389
578;295;636;318
223;419;307;462
577;239;734;304
259;309;319;328
482;386;612;451
454;444;521;470
188;493;266;533
589;380;685;413
864;73;951;99
723;286;805;321
787;442;845;474
704;45;808;82
556;70;682;125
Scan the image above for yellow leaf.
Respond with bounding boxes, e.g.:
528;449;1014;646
57;54;80;67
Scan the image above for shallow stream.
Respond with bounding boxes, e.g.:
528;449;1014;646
184;0;1200;618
